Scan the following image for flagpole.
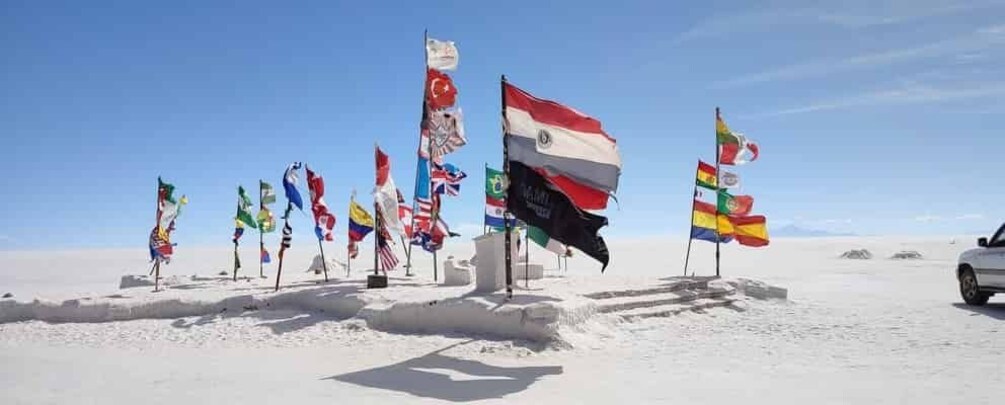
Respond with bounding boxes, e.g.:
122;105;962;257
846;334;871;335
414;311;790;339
317;238;329;282
524;229;530;289
374;202;380;276
684;160;699;276
153;178;162;292
714;107;721;278
259;180;265;278
274;202;291;292
501;75;513;299
233;204;240;282
406;29;429;274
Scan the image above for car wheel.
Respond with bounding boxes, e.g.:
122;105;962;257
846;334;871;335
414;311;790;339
959;267;990;306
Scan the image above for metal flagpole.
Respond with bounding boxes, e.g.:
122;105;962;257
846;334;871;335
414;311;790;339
714;107;721;278
374;202;381;276
501;75;513;299
153;179;162;292
259;180;265;278
406;29;430;274
683;160;700;276
524;229;530;289
317;238;329;282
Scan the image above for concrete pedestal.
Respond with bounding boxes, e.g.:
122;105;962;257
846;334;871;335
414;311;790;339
472;232;518;292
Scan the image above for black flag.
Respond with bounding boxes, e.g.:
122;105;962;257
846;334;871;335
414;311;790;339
506;160;610;270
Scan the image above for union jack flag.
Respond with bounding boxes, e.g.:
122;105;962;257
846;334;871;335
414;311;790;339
431;162;466;196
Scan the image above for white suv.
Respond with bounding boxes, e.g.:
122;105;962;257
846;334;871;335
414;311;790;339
957;222;1005;306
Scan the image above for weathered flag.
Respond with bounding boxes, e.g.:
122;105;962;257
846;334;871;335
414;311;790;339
283;162;304;211
507;160;611;270
719;169;741;189
421;108;467;158
425;69;457;110
149;225;174;262
503;82;621;210
717;191;754;216
696;161;717;189
236;186;258;230
306;166;336;241
426;37;459;71
374;147;405;237
260;180;277;205
257;206;276;233
717;111;759;166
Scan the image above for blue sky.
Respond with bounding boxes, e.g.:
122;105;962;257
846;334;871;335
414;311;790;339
2;0;1003;250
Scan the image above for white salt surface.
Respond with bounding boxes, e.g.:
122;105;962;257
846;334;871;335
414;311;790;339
1;236;1002;404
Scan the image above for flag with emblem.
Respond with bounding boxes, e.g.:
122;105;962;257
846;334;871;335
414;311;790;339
717;111;760;166
503;81;621;210
421;109;467;158
306;166;337;241
426;37;459;71
425;69;457;110
717;190;754;216
374;146;406;237
485;166;516;230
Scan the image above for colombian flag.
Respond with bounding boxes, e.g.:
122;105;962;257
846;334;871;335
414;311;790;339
690;200;733;243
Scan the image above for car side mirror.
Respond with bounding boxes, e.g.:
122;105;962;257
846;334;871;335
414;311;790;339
978;237;988;247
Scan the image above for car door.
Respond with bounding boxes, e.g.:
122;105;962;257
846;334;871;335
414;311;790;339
978;223;1005;288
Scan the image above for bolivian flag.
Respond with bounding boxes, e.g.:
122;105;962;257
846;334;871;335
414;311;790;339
696;161;717;189
691;200;733;243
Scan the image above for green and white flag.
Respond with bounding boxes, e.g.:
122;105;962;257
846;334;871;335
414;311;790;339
237;186;258;229
260;181;277;205
527;225;566;255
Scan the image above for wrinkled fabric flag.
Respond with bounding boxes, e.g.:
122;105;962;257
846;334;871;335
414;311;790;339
426;37;459;71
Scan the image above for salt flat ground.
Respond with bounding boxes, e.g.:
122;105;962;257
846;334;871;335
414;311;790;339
1;236;1002;404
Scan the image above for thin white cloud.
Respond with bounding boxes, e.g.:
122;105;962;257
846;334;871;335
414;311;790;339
747;81;1005;117
915;214;943;222
713;25;1005;88
675;3;1000;44
956;214;985;220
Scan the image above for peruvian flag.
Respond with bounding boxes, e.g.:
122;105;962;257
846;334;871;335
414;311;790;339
306;166;336;241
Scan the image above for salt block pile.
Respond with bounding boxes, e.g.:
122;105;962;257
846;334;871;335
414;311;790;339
890;250;923;260
307;255;346;274
840;249;873;260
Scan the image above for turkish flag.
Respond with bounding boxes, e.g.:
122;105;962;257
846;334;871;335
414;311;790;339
425;68;457;110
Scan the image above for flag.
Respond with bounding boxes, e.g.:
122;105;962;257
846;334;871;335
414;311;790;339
503;81;621;210
283;162;304;211
261;245;272;264
485;166;515;230
690;200;734;243
233;220;246;242
431;161;466;196
306;166;336;241
528;225;567;255
376;214;399;271
399;202;414;238
279;215;293;259
729;215;769;247
260;181;276;205
717;191;754;216
149;225;174;262
719;169;740;189
717;111;759;166
348;199;375;242
506;160;611;270
421;108;467;158
426;37;459;71
425;68;457;110
257;206;276;233
236;186;258;230
157;178;187;237
374;147;405;237
348;241;359;259
696;161;717;189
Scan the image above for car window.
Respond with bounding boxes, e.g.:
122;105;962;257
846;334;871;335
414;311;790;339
992;224;1005;247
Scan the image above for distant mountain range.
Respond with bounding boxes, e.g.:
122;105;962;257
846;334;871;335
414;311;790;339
771;225;857;238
